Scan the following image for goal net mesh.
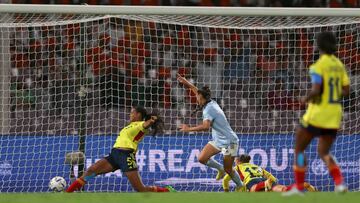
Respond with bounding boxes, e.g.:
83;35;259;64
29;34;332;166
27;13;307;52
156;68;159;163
0;12;359;192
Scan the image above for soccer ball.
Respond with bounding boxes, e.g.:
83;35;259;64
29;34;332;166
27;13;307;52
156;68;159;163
49;176;66;192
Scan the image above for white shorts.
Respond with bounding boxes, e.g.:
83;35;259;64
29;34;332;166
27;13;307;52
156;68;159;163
208;141;239;157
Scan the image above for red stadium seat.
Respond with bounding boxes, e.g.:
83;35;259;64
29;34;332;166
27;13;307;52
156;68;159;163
178;67;191;77
12;53;30;69
158;67;171;79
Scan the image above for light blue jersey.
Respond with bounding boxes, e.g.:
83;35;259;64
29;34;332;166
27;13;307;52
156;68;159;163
203;100;239;148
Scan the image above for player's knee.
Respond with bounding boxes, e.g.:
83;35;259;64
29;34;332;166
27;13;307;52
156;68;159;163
320;154;336;166
198;156;208;165
317;149;329;159
85;165;96;175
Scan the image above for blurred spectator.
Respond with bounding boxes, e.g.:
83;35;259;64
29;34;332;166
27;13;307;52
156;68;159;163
267;80;304;111
100;67;126;109
7;1;360;135
195;48;224;99
224;47;252;83
10;81;36;111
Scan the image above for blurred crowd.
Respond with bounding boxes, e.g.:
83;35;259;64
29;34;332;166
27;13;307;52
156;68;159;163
6;1;360;133
10;18;360;114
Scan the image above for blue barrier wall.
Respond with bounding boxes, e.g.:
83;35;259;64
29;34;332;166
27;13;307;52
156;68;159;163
0;134;359;192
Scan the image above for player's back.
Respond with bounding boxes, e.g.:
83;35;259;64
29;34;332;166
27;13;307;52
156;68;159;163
303;54;349;129
236;163;264;185
113;121;147;150
203;100;238;146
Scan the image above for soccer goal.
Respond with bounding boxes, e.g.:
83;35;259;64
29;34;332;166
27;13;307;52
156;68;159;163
0;4;359;192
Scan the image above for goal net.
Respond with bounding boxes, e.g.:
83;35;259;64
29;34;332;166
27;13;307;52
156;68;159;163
0;6;360;192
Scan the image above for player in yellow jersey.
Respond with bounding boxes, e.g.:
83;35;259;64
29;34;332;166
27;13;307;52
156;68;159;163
66;106;175;192
222;154;316;192
284;32;349;195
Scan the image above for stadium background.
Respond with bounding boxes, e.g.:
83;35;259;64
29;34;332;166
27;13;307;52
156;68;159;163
0;0;360;193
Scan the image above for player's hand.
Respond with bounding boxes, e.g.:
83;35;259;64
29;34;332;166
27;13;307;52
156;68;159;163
179;124;190;132
176;73;188;84
150;116;158;122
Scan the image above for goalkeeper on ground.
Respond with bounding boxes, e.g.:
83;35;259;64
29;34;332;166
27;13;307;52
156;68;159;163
222;154;316;192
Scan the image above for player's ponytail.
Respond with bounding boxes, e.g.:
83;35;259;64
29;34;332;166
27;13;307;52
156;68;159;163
147;111;164;136
198;86;211;101
239;154;251;163
134;106;164;136
192;86;212;115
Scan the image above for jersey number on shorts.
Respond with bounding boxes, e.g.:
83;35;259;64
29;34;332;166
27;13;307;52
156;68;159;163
127;153;137;169
329;76;341;103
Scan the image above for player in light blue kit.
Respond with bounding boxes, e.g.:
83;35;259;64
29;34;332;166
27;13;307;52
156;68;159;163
177;74;243;190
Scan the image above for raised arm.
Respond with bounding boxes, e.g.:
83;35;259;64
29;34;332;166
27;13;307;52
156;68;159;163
177;73;198;95
143;116;158;129
179;120;211;133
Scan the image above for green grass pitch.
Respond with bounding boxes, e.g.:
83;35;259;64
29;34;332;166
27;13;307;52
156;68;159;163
1;192;360;203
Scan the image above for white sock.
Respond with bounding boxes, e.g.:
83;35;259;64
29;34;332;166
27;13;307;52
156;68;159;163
231;171;243;187
205;158;224;171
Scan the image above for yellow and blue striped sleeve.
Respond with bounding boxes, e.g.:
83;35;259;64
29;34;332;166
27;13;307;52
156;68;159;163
309;65;323;85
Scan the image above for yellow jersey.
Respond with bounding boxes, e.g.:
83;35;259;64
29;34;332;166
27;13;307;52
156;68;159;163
302;54;350;129
113;121;147;151
222;163;277;191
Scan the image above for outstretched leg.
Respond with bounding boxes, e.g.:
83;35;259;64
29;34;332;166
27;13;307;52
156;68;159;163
66;158;114;192
125;170;171;192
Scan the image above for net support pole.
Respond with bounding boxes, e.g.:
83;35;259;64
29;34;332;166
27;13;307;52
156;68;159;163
0;27;10;135
77;22;87;180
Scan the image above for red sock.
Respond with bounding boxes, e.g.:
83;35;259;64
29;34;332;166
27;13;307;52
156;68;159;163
329;165;343;185
294;166;305;191
153;186;169;192
66;178;86;193
285;184;296;191
254;182;265;191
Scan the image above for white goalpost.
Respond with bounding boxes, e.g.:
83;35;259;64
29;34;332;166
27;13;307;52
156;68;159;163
0;4;359;192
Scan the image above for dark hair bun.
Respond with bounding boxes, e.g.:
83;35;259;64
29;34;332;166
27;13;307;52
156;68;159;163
198;86;211;100
133;106;164;136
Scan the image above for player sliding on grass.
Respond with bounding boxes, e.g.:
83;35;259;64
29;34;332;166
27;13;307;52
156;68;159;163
177;74;243;190
284;32;349;195
66;106;175;192
222;154;316;192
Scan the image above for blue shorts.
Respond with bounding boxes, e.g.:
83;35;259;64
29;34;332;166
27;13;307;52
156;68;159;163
246;178;267;191
104;148;138;172
300;122;338;137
